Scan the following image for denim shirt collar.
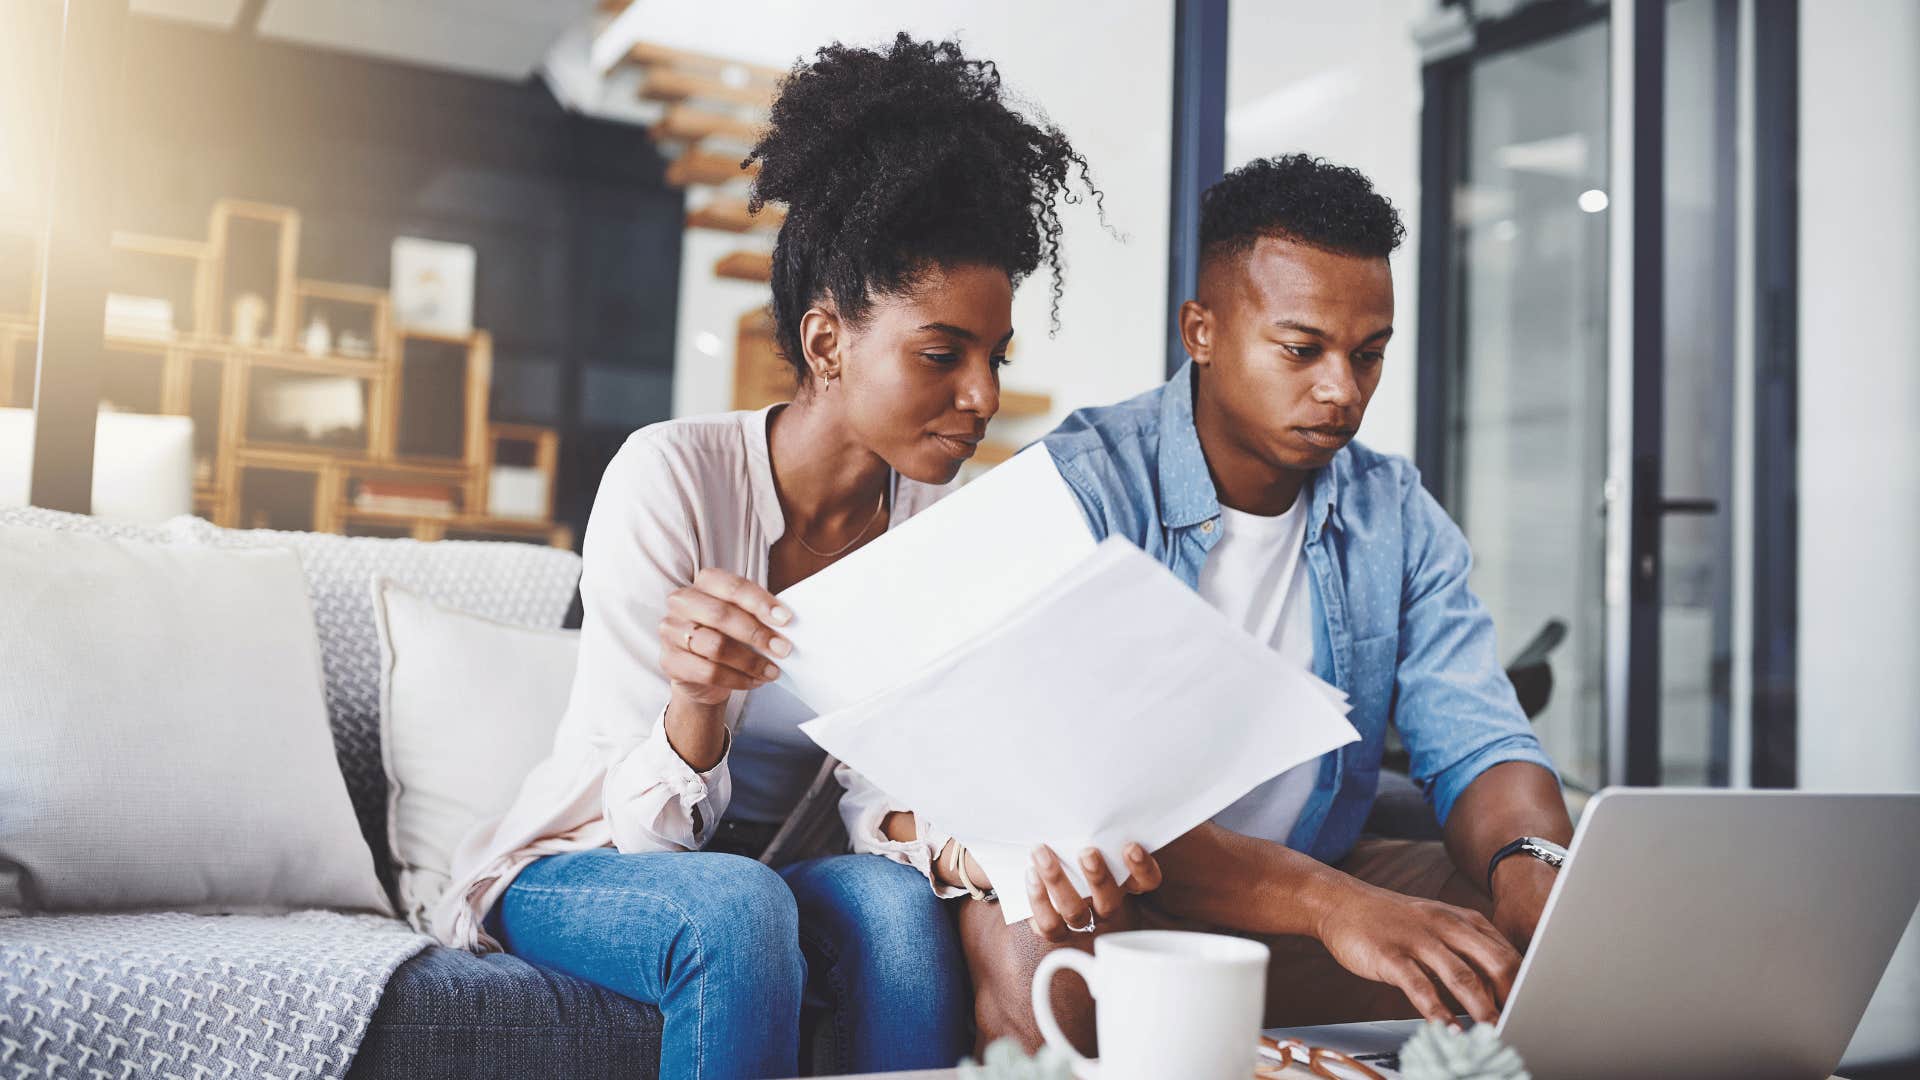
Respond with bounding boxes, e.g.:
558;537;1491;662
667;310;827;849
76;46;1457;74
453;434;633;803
1157;361;1343;539
1154;362;1220;529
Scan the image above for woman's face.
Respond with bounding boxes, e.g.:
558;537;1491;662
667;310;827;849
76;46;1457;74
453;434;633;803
832;262;1014;485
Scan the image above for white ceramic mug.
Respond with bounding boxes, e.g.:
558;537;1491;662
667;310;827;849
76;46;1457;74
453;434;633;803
1030;930;1269;1080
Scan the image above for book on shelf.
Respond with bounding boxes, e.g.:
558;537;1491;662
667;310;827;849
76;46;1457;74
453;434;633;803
104;294;176;342
353;479;458;518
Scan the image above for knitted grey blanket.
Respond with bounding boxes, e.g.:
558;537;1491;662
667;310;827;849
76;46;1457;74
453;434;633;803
0;911;429;1080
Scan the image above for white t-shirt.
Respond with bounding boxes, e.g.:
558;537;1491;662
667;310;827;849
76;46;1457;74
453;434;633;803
1198;497;1322;846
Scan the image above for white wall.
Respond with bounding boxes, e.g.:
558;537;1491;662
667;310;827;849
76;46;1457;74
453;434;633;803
647;0;1173;450
1224;0;1426;459
651;0;1431;452
1798;0;1920;1066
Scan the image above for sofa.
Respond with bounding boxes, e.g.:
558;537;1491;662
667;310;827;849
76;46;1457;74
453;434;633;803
0;507;667;1080
1;505;1540;1080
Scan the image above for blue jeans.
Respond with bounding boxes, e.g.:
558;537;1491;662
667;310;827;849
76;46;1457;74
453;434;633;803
493;850;969;1079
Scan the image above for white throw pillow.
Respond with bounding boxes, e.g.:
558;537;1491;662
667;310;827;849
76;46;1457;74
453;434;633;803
0;525;391;915
371;578;578;929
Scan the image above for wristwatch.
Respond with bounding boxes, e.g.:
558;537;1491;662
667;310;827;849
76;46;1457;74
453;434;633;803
1486;836;1569;894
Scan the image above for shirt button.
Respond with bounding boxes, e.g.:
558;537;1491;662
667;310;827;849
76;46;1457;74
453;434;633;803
1200;519;1216;533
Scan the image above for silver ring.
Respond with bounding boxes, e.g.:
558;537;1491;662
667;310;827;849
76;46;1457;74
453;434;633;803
1065;910;1096;934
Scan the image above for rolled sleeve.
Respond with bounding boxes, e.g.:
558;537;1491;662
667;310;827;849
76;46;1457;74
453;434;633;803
603;714;733;852
837;763;966;899
1424;732;1559;825
1393;473;1560;827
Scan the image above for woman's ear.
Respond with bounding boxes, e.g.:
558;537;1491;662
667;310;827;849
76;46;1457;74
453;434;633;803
799;306;842;385
1178;299;1214;367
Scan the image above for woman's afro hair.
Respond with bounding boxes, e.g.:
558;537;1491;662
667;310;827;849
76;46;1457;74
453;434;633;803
744;33;1101;378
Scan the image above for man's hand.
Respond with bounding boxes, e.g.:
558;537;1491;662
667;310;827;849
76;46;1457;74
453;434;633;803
1314;878;1521;1026
1489;853;1557;952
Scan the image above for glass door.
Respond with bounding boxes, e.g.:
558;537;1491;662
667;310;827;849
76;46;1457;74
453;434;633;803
1418;0;1778;795
1420;7;1614;796
1656;0;1739;785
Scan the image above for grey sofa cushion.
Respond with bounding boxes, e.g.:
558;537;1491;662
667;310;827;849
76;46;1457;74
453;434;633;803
170;518;582;898
349;945;663;1080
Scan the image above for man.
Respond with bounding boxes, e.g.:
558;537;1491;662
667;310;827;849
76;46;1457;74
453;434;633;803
965;154;1575;1046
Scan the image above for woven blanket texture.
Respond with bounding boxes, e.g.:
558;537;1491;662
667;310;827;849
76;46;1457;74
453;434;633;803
0;911;429;1080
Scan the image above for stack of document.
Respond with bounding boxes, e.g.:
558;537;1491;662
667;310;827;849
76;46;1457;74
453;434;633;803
777;447;1358;922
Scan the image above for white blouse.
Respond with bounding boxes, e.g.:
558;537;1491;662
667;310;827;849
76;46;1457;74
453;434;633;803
433;407;963;952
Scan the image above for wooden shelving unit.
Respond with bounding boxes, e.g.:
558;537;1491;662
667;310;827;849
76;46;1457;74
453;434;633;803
731;309;790;411
666;147;760;188
0;198;570;548
714;250;773;283
656;104;763;145
686;198;783;234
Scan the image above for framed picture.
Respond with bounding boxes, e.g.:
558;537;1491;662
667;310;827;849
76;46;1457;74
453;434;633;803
390;237;475;335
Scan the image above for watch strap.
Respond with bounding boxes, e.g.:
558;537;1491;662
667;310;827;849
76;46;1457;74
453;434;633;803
1486;835;1569;894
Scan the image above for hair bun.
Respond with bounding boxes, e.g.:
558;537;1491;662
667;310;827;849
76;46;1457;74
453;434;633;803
749;36;1012;224
744;33;1100;377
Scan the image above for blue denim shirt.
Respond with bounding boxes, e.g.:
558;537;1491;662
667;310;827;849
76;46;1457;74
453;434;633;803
1041;363;1556;864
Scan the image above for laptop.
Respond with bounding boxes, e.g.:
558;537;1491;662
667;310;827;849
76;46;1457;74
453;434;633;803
1265;789;1920;1080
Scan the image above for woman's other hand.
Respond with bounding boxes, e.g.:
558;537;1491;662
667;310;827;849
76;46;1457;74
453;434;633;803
1025;843;1163;943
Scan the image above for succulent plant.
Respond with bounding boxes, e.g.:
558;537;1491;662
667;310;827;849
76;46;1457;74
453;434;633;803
1398;1021;1532;1080
957;1036;1078;1080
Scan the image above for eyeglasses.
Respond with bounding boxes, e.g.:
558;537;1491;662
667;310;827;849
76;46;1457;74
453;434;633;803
1256;1034;1390;1080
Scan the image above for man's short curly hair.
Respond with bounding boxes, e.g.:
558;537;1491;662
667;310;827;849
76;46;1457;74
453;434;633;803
744;33;1099;379
1199;154;1405;272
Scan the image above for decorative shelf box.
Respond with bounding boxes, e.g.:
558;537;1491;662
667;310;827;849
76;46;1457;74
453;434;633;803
209;200;300;349
108;232;212;342
388;329;492;510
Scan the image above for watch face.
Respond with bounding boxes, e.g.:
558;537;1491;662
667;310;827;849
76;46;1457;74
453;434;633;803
1527;839;1569;864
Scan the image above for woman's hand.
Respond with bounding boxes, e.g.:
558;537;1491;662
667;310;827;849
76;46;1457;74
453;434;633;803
659;568;793;706
1025;843;1163;943
1314;879;1521;1026
657;569;791;768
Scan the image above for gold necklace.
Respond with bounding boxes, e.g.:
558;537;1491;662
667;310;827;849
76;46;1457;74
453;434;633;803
793;487;888;558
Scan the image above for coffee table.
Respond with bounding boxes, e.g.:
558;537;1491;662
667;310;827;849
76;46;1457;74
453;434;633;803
818;1025;1852;1079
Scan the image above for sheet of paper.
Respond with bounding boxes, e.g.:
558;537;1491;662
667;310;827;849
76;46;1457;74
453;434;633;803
801;538;1360;923
775;445;1096;714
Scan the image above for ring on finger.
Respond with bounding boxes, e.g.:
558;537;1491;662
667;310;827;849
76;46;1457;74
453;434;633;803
684;622;701;652
1064;909;1096;934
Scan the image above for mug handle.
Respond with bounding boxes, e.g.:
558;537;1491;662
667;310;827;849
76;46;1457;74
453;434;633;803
1031;949;1101;1079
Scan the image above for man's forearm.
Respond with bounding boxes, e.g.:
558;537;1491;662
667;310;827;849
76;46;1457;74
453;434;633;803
1443;761;1572;904
1150;822;1355;937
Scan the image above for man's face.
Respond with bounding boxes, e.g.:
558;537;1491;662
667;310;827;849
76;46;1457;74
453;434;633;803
1185;235;1394;472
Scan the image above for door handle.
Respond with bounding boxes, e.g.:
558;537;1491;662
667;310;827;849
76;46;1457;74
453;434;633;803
1628;456;1724;596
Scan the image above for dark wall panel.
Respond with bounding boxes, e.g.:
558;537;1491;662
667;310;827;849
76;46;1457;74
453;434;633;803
108;16;685;538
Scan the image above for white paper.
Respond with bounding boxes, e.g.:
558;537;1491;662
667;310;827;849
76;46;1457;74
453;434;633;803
801;538;1360;923
775;445;1097;714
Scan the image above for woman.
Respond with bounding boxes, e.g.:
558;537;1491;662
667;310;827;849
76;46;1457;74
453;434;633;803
435;34;1157;1080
